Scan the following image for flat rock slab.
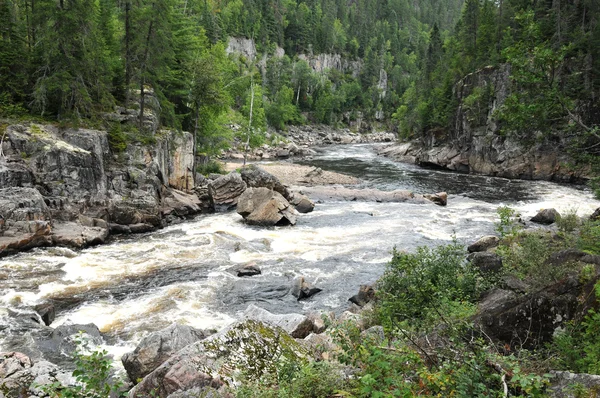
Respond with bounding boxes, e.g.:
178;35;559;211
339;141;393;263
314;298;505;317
297;185;433;204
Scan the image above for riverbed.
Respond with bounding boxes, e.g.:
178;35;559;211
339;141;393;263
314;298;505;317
1;143;597;363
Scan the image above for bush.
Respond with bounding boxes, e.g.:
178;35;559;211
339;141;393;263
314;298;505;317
556;208;580;233
578;220;600;255
495;206;522;238
197;159;225;176
35;332;123;397
376;241;481;331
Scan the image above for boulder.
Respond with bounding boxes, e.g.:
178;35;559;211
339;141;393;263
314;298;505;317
235;263;262;277
240;165;290;200
423;192;448;206
208;173;247;211
122;323;211;383
590;207;600;221
242;304;314;338
531;208;561;225
31;323;103;367
50;221;108;248
128;320;307;398
468;252;503;273
475;272;599;349
291;277;322;300
467;235;500;253
289;192;315;213
348;284;376;307
236;188;298;226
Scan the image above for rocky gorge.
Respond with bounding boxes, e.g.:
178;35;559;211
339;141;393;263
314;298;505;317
1;117;600;396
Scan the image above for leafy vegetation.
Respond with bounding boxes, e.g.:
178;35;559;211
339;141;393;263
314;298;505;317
35;332;123;397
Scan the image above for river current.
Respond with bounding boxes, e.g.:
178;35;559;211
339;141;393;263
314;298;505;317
1;143;598;362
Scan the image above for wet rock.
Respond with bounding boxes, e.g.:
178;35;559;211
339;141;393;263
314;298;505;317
590;207;600;221
31;323;103;367
51;221;108;248
122;323;211;383
468;252;503;273
208;172;247;211
240;165;290;200
291;277;322;300
129;223;155;234
348;284;376;307
423;192;448;206
128;320;307;397
289;192;315;213
235;263;262;277
161;189;202;219
109;223;132;234
237;187;298;226
34;303;56;327
243;304;314;338
467;235;500;253
531;208;561;225
549;371;600;398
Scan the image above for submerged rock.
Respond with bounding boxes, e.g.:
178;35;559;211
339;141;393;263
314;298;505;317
291;277;322;300
423;192;448;206
237;187;298;226
122;323;211;383
128;320;307;397
235;263;262;277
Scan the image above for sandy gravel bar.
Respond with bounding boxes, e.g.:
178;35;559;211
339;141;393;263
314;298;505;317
224;161;359;186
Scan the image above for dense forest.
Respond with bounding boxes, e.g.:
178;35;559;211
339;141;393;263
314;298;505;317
1;0;599;162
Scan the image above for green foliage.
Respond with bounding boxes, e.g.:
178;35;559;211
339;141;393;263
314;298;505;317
551;282;600;375
376;241;481;330
197;159;225;176
556;208;580;234
35;332;123;397
578;220;600;255
495;206;521;238
236;360;347;398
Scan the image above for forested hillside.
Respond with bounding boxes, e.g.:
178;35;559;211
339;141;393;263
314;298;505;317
0;0;464;153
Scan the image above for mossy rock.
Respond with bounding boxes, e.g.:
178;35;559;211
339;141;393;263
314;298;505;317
128;320;308;398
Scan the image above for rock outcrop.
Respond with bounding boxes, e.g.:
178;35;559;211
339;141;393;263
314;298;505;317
379;65;586;182
242;304;314;338
0;122;207;256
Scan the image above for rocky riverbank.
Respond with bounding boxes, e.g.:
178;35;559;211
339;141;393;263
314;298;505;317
221;125;396;161
3;205;600;397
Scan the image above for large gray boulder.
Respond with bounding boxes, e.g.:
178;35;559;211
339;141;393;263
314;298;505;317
128;320;307;398
242;304;314;338
237;188;298;226
289;192;315;213
122;323;211;383
549;371;600;397
531;208;561;225
240;165;290;200
208;173;247;211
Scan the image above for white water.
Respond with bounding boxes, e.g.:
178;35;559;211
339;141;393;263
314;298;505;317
1;144;598;363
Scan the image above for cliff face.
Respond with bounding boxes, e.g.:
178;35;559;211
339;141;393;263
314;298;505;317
384;65;586;182
0;122;203;256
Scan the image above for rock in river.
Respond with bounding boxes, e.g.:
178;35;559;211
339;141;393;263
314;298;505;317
237;187;298;226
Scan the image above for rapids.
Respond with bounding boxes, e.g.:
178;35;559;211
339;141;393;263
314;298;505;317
1;143;598;362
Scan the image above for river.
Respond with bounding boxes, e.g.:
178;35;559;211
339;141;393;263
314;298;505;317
0;143;598;363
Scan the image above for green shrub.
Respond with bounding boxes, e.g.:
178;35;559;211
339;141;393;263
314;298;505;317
556;208;580;233
578;220;600;255
197;159;225;176
376;241;480;331
495;206;522;238
107;123;127;152
34;332;123;397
